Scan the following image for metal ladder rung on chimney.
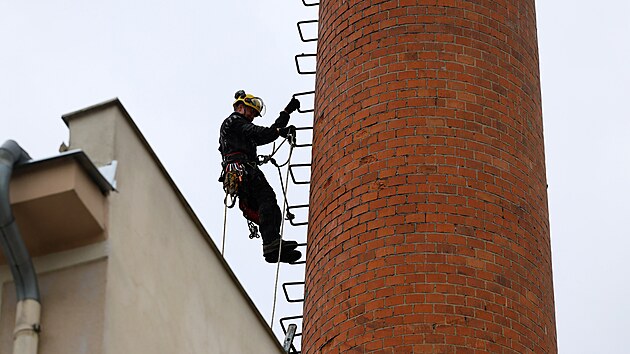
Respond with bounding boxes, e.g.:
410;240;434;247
281;4;318;353
300;0;319;6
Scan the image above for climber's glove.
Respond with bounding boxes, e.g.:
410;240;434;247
283;97;301;114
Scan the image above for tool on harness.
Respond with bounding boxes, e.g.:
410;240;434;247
219;157;262;238
247;220;260;239
221;162;245;208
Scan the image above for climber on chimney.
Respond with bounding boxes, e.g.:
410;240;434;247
219;90;301;263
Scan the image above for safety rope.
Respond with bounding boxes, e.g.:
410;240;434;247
270;136;295;330
257;130;292;166
221;198;228;256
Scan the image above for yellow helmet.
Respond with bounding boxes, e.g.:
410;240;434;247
233;90;265;116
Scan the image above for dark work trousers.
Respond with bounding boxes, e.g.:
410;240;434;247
239;165;282;245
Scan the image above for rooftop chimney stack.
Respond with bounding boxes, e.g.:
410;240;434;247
305;1;556;353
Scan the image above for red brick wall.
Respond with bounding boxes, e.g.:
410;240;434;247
304;0;557;353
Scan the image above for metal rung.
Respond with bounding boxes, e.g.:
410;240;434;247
301;0;319;6
280;315;303;337
282;282;305;303
289;164;311;185
292;91;315;114
294;126;313;148
287;205;309;227
297;20;318;42
295;54;316;75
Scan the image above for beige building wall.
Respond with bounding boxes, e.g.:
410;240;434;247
1;258;107;354
0;99;283;354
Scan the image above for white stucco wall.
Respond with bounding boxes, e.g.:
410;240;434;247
65;100;283;354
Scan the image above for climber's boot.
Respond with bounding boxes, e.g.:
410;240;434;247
263;239;301;263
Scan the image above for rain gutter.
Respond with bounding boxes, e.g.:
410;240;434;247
0;140;40;354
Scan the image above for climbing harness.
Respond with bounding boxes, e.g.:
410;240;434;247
220;129;298;252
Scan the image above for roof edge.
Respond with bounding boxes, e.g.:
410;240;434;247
61;98;123;127
16;149;114;195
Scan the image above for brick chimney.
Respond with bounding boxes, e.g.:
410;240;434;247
304;1;556;353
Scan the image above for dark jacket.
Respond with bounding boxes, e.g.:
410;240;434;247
219;111;289;163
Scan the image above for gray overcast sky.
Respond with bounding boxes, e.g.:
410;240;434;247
1;1;628;353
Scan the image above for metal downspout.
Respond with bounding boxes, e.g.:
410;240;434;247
0;140;41;354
